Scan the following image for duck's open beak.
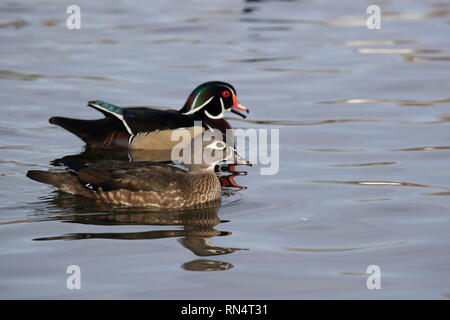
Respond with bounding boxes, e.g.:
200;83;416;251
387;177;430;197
220;175;248;190
231;94;249;118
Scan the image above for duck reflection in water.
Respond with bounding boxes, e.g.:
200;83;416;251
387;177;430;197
32;159;248;271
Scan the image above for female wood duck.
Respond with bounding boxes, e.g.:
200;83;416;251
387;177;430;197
49;81;249;148
27;141;249;209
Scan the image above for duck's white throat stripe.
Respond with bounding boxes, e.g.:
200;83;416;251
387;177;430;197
182;96;214;115
204;97;225;119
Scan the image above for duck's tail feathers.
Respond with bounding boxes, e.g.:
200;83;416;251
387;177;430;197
27;170;70;186
26;170;89;196
49;116;125;146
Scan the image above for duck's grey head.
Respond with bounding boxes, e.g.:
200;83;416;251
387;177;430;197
182;139;250;172
204;140;241;170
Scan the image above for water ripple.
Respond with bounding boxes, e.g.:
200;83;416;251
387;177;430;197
307;180;450;195
344;40;417;46
390;146;450;152
308;180;432;188
0;70;113;82
230;118;380;126
226;56;301;63
304;148;366;152
0;19;28;29
406;56;450;62
318;97;450;107
282;241;407;253
357;48;441;55
0;160;44;168
328;162;397;167
0;145;47;152
261;67;347;74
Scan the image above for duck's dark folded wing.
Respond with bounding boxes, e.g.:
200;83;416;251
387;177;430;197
87;101;191;134
78;164;188;193
110;166;189;193
123;108;197;133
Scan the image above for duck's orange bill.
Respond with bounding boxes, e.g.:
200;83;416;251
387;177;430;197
231;93;249;118
220;175;248;189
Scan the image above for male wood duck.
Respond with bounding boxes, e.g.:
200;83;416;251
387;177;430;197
27;140;249;209
49;81;249;148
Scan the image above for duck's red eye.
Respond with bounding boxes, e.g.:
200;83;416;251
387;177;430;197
221;90;230;98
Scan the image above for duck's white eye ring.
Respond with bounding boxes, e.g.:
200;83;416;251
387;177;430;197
208;140;226;150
